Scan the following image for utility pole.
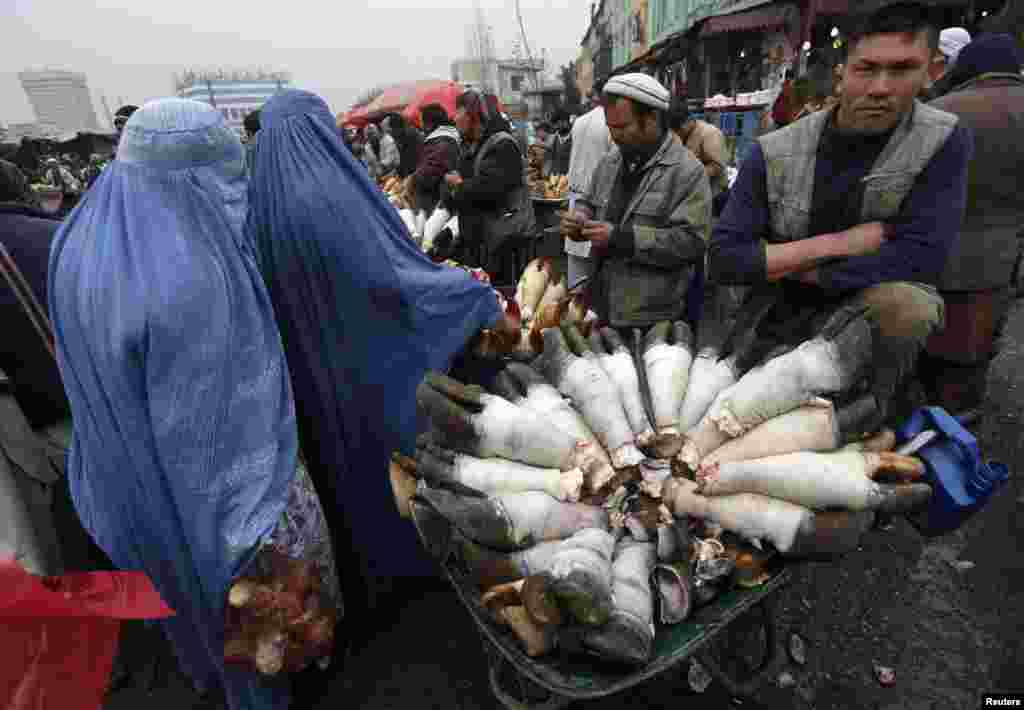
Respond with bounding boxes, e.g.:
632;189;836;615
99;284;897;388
100;93;114;130
514;0;541;90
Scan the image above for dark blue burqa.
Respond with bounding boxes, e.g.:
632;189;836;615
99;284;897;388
246;91;501;618
49;99;297;710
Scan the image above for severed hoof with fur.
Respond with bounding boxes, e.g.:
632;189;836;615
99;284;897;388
784;510;876;560
494;605;557;658
481;575;564;628
642;322;694;440
417;487;608;551
583;538;657;665
451;531;563;590
590;326;657;448
544;528;616;627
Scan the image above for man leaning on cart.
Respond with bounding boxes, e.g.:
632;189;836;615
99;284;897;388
708;1;973;432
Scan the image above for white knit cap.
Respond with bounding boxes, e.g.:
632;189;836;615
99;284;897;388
939;28;971;63
603;73;671;112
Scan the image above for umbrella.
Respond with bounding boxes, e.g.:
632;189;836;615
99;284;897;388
340;80;508;130
402;83;508;129
339;104;372;129
339;80;451;129
364;79;449;118
401;80;465;128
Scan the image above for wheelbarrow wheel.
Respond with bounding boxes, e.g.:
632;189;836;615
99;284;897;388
484;640;573;710
695;598;778;699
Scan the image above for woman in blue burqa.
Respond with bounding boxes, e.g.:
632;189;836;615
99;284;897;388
247;90;506;645
49;99;340;709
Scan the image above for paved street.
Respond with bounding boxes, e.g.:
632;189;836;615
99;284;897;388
107;297;1024;710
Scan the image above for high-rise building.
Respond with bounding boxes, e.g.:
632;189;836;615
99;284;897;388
18;69;103;133
174;69;292;134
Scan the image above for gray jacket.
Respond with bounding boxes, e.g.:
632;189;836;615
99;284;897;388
758;100;958;243
580;132;711;328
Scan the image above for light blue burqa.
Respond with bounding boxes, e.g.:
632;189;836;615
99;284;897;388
49;98;297;709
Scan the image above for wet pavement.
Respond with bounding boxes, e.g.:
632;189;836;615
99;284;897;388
105;297;1024;710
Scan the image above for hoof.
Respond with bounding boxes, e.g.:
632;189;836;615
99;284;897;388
549;568;614;627
522;573;564;626
643;432;683;460
584;612;653;666
417;487;516;550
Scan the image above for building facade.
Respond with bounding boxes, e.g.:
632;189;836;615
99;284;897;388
18;69;102;134
451;57;546;119
174;70;292;134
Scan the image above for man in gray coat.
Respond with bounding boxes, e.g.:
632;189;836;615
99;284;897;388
560;72;711;329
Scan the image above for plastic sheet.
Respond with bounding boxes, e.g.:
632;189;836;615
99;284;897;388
0;556;174;710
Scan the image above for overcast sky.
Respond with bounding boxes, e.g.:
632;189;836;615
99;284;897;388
2;0;592;127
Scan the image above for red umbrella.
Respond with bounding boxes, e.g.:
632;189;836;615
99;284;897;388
365;79;446;118
401;80;465;128
402;83;509;129
338;104;371;129
340;80;507;130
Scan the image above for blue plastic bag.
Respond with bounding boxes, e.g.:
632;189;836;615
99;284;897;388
895;407;1009;536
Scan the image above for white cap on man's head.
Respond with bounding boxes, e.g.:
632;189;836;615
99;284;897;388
603;73;671;112
939;27;971;63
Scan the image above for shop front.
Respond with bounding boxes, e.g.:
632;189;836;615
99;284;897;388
696;2;800;165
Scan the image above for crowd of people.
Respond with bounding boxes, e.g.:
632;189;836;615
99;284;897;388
0;2;1022;709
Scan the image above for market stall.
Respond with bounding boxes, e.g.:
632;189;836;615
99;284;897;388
700;92;775;167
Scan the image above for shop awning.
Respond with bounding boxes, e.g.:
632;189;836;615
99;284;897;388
715;0;778;16
700;6;789;36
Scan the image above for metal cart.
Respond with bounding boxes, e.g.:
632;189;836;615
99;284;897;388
409;498;790;710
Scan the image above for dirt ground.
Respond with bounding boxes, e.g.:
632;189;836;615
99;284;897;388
106;298;1024;710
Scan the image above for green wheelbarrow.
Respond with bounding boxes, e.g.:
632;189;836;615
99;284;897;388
409;496;791;709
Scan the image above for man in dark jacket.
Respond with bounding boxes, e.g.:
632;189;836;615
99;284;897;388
411;103;461;213
444;90;528;273
548;109;573;176
385;113;422;179
112;105;138;154
243;109;260;180
920;34;1024;414
0;160;70;431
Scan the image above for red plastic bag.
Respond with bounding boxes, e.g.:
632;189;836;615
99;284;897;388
0;557;174;710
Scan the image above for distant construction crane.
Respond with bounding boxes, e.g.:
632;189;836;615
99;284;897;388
99;92;114;131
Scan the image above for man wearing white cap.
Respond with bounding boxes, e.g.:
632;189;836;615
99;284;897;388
938;27;971;69
924;26;972;99
560;72;711;330
926;27;972;91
